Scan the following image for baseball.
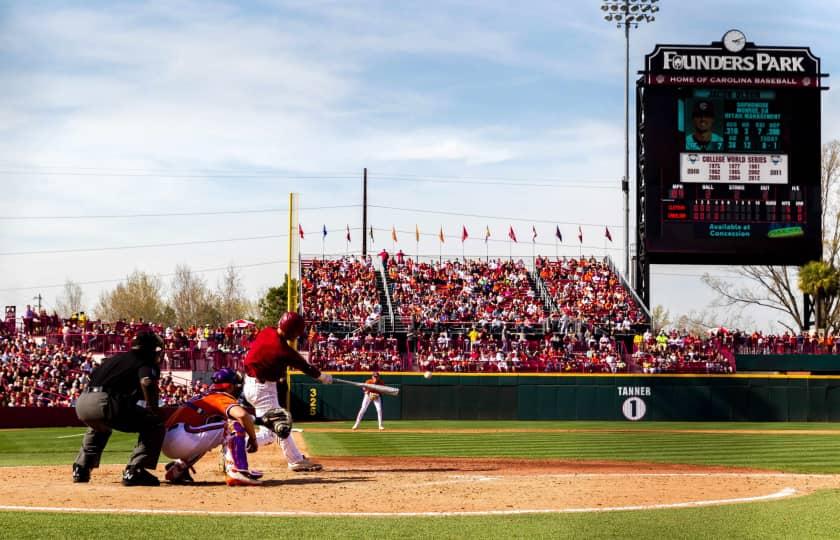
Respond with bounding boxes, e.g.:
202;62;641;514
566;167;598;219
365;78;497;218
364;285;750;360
423;371;433;379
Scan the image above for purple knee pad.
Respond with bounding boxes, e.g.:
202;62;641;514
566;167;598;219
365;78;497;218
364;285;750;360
225;421;250;471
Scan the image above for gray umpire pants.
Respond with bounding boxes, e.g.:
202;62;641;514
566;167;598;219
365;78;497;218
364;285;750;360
74;391;165;470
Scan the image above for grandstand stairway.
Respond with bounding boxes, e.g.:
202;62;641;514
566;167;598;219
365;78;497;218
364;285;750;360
529;271;559;320
374;268;408;334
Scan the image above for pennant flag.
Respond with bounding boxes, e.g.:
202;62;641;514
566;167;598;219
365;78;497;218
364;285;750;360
439;226;445;243
322;224;328;239
369;226;374;242
391;225;398;243
508;226;517;243
532;225;538;242
461;226;469;243
577;226;583;244
605;226;613;242
555;226;562;242
298;224;304;239
485;226;491;243
346;225;351;243
415;224;420;243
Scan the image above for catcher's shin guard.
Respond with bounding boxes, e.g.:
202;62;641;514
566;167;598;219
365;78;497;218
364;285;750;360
223;421;263;486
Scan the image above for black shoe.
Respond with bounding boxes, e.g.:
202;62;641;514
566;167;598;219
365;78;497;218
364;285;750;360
72;464;90;483
122;467;160;486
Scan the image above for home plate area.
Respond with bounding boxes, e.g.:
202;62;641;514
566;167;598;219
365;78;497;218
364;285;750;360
3;455;839;516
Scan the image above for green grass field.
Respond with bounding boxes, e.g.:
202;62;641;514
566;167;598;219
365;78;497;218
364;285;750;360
1;421;839;539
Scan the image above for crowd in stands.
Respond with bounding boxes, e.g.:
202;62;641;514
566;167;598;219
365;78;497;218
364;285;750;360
536;256;647;333
631;328;734;374
43;317;255;357
305;330;402;372
0;328;215;408
301;257;382;328
14;252;840;409
730;330;840;355
413;327;626;373
389;258;546;333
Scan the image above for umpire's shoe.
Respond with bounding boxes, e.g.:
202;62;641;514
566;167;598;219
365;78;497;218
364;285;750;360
72;464;90;483
122;466;160;487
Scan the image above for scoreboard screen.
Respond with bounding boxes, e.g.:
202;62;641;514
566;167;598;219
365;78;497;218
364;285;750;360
639;41;823;266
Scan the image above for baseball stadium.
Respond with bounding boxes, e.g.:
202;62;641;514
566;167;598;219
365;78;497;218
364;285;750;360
2;2;840;539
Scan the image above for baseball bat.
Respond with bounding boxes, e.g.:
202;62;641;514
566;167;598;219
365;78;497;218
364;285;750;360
333;377;400;396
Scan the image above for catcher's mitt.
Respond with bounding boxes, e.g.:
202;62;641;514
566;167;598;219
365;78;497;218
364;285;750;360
261;407;293;439
369;393;380;401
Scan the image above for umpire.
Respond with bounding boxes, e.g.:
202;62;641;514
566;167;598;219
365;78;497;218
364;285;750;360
72;331;166;486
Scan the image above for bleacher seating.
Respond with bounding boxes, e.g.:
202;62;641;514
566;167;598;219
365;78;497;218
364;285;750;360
301;257;382;331
536;256;647;333
388;258;546;333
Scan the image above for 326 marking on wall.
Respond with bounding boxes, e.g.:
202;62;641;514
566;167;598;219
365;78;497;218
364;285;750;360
309;387;318;417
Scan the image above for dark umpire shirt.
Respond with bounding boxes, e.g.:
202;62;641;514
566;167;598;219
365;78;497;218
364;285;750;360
89;351;159;402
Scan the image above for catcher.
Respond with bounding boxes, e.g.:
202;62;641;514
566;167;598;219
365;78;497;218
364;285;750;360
351;370;385;431
162;368;270;486
243;311;333;471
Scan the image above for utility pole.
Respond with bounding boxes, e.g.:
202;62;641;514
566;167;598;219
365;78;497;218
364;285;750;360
362;168;368;257
33;293;43;312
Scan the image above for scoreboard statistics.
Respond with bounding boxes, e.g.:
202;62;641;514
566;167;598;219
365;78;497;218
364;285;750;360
638;37;825;266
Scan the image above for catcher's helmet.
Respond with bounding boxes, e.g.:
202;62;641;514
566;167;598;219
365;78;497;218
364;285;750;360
210;367;243;394
277;312;305;339
130;331;164;352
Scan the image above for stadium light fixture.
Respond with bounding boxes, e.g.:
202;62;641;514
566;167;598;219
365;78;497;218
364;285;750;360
599;0;660;281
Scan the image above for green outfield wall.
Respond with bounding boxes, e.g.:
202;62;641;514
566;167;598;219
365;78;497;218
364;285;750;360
290;373;840;422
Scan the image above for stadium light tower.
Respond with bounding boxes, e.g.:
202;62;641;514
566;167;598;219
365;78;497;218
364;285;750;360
600;0;659;281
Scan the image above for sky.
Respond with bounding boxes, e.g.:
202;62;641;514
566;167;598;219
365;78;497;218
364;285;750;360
1;0;838;332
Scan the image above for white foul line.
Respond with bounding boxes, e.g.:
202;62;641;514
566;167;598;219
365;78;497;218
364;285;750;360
55;433;86;439
0;488;797;517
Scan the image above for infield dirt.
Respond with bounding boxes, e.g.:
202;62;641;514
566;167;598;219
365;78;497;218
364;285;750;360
4;435;840;515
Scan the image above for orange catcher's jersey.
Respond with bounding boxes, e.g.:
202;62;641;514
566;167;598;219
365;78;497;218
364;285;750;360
165;391;239;429
244;327;321;382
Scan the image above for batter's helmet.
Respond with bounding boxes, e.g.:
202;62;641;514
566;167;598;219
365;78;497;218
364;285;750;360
278;312;305;339
130;331;164;352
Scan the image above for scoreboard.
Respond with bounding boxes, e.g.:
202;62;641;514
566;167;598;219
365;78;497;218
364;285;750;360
638;36;825;266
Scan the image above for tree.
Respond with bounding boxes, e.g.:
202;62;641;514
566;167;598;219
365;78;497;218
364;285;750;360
650;305;671;333
216;264;252;323
255;278;290;329
170;264;220;327
94;271;165;323
703;140;840;332
798;261;840;330
55;280;84;318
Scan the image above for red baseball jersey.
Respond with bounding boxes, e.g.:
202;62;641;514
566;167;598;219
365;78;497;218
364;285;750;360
244;327;322;382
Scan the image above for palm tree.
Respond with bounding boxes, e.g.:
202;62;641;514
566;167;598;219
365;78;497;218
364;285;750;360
798;261;840;330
